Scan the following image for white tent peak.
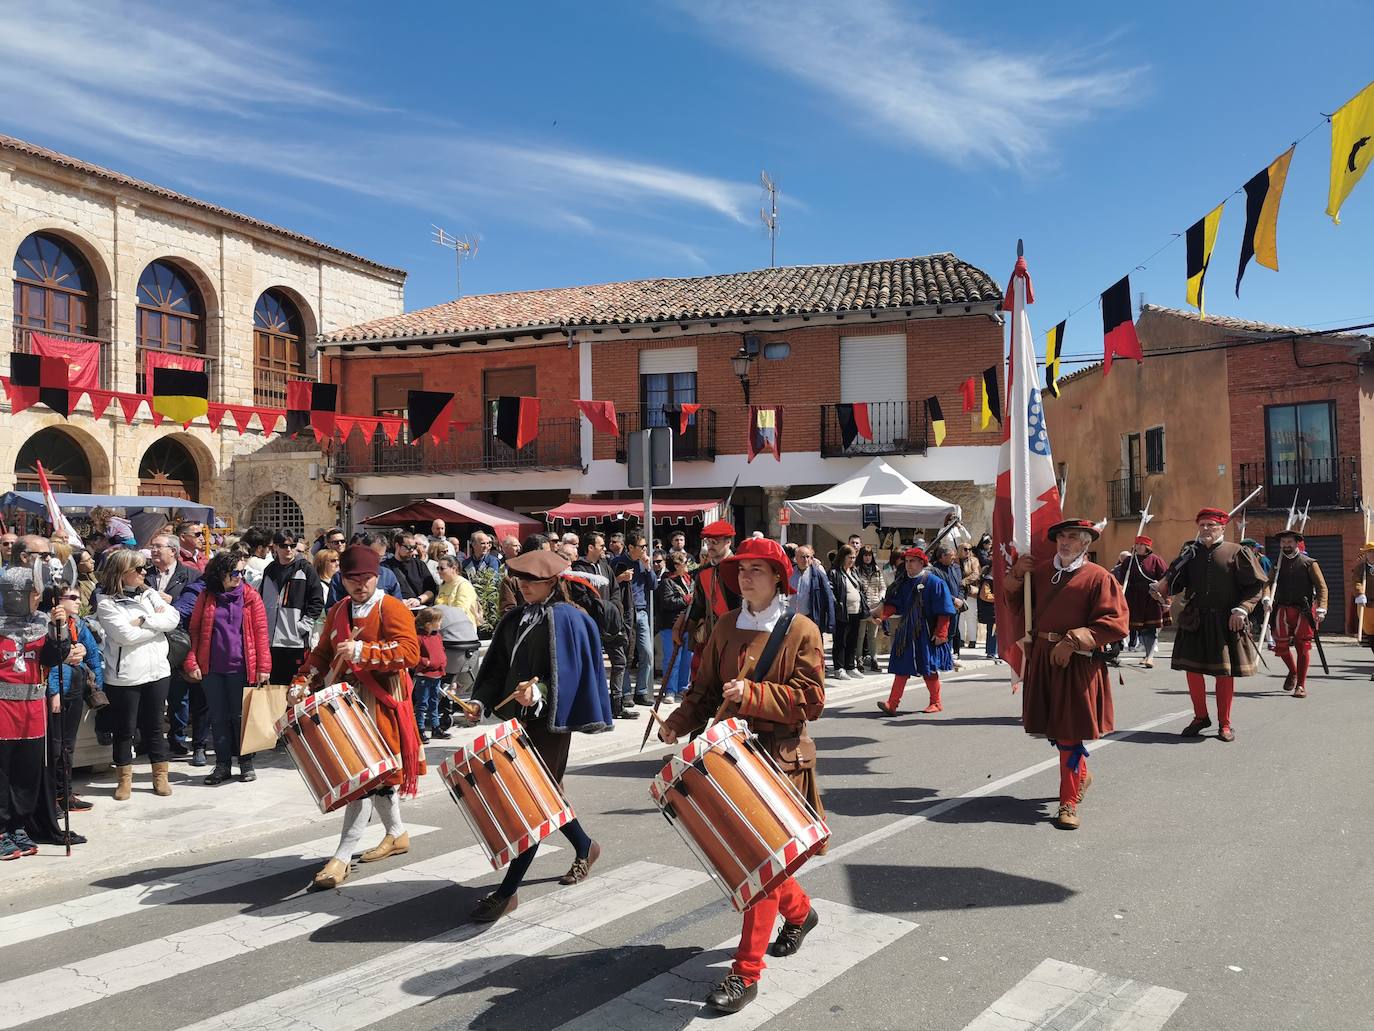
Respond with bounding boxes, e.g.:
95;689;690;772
786;458;959;528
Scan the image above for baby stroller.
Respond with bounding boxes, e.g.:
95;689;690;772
436;605;481;732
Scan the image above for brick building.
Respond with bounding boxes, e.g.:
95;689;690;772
1048;305;1373;632
0;134;405;533
320;255;1006;548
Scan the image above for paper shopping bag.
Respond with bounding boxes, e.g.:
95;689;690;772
240;683;290;755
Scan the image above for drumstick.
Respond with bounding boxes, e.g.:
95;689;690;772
712;655;760;723
495;677;540;713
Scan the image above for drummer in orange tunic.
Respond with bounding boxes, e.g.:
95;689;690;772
659;537;826;1015
291;545;424;890
1004;518;1129;831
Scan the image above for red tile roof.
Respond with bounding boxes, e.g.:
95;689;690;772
320;253;1000;343
0;133;405;278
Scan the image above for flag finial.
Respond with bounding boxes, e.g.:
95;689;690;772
1017;238;1024;258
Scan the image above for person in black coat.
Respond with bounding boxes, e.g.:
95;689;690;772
381;530;437;606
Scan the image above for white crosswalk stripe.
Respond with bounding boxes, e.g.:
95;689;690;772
0;826;438;948
960;958;1187;1031
554;898;917;1031
0;843;515;1028
172;860;710;1031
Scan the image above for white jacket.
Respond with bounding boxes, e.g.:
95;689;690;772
96;588;180;687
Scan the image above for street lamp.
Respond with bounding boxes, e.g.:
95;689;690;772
731;346;753;405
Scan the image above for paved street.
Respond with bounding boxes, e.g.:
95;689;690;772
1;638;1370;1031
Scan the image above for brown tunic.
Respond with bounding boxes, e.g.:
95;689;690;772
1167;540;1266;676
664;607;826;821
1346;558;1374;637
1005;559;1128;741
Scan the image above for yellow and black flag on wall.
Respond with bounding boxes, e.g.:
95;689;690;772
1185;202;1224;315
1327;79;1374;224
151;366;209;424
980;365;1000;429
1045;321;1065;398
1236;147;1294;296
926;396;946;446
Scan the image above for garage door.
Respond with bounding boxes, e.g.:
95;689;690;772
1264;534;1344;632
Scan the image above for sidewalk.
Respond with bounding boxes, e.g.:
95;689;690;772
0;656;1000;895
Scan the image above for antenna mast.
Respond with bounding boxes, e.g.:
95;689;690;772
431;225;478;298
760;170;778;268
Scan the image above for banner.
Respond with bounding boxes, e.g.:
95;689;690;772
30;332;99;391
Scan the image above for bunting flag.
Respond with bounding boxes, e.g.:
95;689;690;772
959;375;978;413
8;352;71;416
834;402;873;448
407;389;455;444
1327;79;1374;224
206;403;227;433
380;417;403;445
357;417;380;444
1236;147;1294;295
663;402;700;435
573;399;619;436
258;409;281;437
748;405;782;462
980;366;1001;428
229;405;255;434
35;460;82;542
1185;202;1225;314
151;366;209;424
118;394;143;424
927;395;947;446
495;395;540;450
287;381;339;441
1101;275;1143;375
30;332;99;391
86;389;114;421
1044;321;1065;398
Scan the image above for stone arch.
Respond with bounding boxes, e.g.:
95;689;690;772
6;220;116;339
13;422;113;494
136;432;216;502
247;489;306;540
257;283;318;341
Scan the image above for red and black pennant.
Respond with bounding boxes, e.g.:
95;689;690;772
664;402;701;435
1101;275;1143;376
286;380;339;441
407;390;455;444
834;402;873;449
495;395;540;450
8;352;71;417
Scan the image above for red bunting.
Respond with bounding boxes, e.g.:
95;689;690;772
229;405;255;434
257;409;281;437
573;399;619;436
0;377;26;415
150;410;165;427
118;394;143;424
206;404;227;432
334;415;357;441
677;403;701;435
358;417;380;444
380;417;402;444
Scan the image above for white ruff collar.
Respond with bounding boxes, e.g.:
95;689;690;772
737;594;786;632
351;588;385;619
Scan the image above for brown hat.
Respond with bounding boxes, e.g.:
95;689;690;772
340;544;380;578
506;549;570;582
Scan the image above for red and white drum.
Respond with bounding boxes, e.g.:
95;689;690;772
439;719;575;869
650;717;829;911
274;683;400;813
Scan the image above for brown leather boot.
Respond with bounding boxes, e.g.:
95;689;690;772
1055;804;1080;830
151;762;172;797
113;765;134;801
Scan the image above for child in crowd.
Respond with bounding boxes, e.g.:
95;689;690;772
413;607;448;743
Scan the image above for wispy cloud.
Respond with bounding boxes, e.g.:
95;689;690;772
676;0;1142;170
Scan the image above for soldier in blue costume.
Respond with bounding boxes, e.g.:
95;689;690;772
874;547;957;715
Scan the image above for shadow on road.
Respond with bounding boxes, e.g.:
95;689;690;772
821;784;938;818
844;862;1075;916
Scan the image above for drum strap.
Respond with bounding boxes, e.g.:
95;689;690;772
751;611;795;685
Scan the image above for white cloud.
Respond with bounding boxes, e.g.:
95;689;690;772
676;0;1142;170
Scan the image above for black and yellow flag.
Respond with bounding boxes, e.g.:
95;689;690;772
1327;79;1374;224
1236;147;1294;296
151;366;208;424
1045;321;1065;398
1185;202;1224;315
927;396;946;446
980;365;1000;428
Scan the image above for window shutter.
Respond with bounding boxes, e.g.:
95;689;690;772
839;335;906;402
639;347;697;374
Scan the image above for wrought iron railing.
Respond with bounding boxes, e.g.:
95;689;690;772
1108;475;1143;520
1238;456;1359;510
819;400;928;457
11;325;114;390
335;417;583;475
254;366;314;408
614;406;717;462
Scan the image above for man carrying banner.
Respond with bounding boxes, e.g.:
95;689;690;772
1264;529;1327;698
1152;508;1266;742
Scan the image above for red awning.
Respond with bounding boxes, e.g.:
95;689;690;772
362;498;541;541
544;499;724;526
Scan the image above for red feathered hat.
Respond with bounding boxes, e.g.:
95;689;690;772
701;519;736;540
719;538;795;596
902;547;929;563
1195;507;1229;525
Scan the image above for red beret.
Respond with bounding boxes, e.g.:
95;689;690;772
1048;518;1101;542
1195;507;1229;525
701;520;736;540
1134;535;1153;547
340;545;380;578
719;538;795;596
902;547;929;563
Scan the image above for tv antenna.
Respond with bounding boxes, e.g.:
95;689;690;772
760;170;778;268
431;226;478;298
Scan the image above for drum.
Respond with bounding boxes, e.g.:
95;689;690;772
650;717;829;911
439;719;575;870
274;684;400;813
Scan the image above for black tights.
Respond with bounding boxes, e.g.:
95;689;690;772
496;818;592;897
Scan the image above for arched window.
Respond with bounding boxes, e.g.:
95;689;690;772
138;437;200;501
253;289;306;406
16;428;92;494
12;232;96;337
137;260;204;354
248;491;305;541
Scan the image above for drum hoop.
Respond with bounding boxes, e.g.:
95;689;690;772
489;804;574;870
319;756;399;813
445;717;519;772
730;820;830;912
273;682;352;736
651;717;749;797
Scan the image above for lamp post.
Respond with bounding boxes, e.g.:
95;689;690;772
731;346;753;405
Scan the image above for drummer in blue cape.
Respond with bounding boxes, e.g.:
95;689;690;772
659;537;828;1015
462;548;613;923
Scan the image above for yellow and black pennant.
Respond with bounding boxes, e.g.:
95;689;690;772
1045;321;1065;398
1236;147;1294;296
151;366;209;424
980;366;1000;428
1327;79;1374;224
1185;202;1224;315
927;395;946;446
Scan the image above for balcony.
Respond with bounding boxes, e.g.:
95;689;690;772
614;406;717;463
135;343;218;399
1109;475;1143;520
11;325;114;390
1238;456;1360;511
334;417;583;476
254;366;314;408
820;400;928;458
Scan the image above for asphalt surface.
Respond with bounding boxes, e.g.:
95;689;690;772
2;638;1370;1030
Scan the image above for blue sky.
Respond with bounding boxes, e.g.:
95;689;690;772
3;1;1373;366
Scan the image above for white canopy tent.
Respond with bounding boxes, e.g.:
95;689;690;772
786;458;959;531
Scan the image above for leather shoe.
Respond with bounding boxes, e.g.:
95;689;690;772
1281;672;1295;692
1180;716;1212;737
309;858;350;891
559;840;600;885
190;747;207;768
360;832;409;863
167;737;191;757
1055;804;1080;830
876;701;898;716
614;705;640;720
469;891;517;923
204;765;234;786
633;694;653;706
705;974;757;1013
769;907;819;957
1218;725;1236;742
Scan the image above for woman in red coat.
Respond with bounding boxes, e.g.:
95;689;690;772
184;548;271;785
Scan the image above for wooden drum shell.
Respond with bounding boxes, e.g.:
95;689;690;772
274;684;399;813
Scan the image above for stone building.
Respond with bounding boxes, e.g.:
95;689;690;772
0;133;404;534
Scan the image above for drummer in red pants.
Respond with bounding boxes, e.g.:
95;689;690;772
659;537;826;1014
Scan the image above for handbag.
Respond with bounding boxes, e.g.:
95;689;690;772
164;625;192;671
240;683;290;755
978;581;995;604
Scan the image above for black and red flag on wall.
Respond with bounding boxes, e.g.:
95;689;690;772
286;381;339;441
834;402;873;449
5;352;70;417
495;395;540;450
1101;275;1144;375
407;389;455;444
664;402;701;435
748;405;782;462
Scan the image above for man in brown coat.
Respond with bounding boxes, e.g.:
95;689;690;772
1263;528;1327;698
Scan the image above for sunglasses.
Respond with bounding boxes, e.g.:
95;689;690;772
227;570;245;580
60;594;80;601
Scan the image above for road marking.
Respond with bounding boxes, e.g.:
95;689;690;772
554;897;917;1030
807;709;1193;871
0;843;517;1028
960;958;1186;1030
0;825;438;949
173;860;709;1031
